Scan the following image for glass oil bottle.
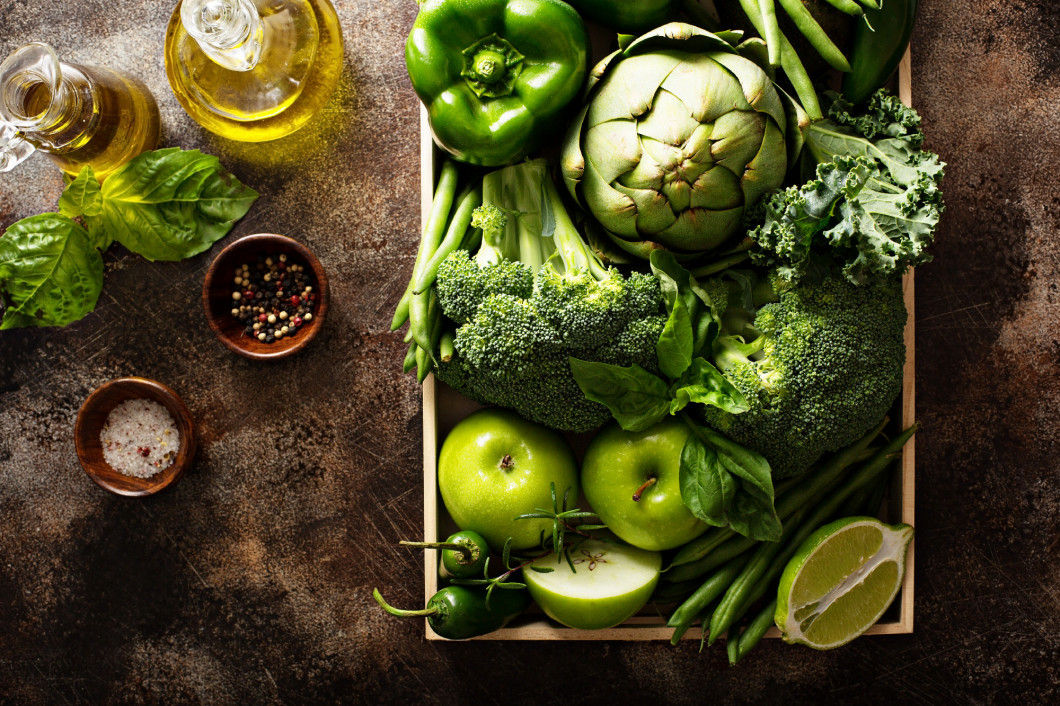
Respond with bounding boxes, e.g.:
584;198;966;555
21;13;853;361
0;43;160;178
165;0;344;142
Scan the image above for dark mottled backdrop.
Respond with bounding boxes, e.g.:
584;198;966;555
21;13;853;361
1;1;1057;703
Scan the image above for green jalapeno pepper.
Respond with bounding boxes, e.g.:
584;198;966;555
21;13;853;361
405;0;589;167
372;585;530;640
565;0;676;34
400;530;491;580
841;0;917;105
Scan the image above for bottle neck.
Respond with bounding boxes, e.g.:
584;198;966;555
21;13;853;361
0;42;92;160
181;0;265;72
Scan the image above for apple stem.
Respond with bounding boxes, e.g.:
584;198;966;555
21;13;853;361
632;476;657;502
500;454;514;470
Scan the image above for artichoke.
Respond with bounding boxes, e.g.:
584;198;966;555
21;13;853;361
561;24;790;259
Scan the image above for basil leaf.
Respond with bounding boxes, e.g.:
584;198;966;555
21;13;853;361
0;214;104;329
656;295;693;380
669;358;750;415
58;166;103;219
679;432;734;525
568;357;670;432
650;250;719;358
679;421;781;542
99;148;258;261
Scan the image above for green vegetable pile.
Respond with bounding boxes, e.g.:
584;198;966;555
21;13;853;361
385;0;941;656
0;148;257;329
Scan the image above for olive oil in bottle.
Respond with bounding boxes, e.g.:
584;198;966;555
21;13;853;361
165;0;344;142
0;43;160;178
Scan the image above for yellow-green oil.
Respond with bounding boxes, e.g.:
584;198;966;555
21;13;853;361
19;66;160;178
164;0;344;142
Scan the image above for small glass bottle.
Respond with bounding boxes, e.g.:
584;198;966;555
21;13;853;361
0;43;160;178
165;0;344;142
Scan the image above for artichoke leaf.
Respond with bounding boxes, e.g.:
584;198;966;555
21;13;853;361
611;180;678;235
711;111;767;176
585;51;684;128
636;88;701;147
709;51;787;131
662;54;748;124
657;206;743;252
581;155;641;238
689;165;744;211
741;119;788;207
560;103;592;196
585;119;642;183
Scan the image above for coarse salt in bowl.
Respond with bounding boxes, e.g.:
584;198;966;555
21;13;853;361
75;377;197;496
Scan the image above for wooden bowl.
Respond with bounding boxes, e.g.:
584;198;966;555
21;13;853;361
74;377;196;497
202;233;329;360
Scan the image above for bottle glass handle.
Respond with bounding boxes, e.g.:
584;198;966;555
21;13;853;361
0;121;35;172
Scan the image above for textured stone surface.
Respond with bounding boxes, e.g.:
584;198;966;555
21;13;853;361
1;1;1058;703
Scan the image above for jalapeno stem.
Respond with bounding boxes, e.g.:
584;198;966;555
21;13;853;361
400;540;473;560
372;588;439;618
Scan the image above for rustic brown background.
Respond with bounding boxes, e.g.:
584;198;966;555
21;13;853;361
1;1;1058;703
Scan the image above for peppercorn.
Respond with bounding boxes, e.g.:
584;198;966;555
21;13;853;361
230;252;316;344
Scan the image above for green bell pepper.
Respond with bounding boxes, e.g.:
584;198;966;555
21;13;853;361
841;0;918;105
565;0;676;34
405;0;589;167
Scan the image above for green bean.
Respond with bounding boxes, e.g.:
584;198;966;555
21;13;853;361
427;290;443;364
732;599;777;664
726;627;741;663
758;0;782;67
776;0;852;72
402;341;418;373
413;183;482;295
711;424;917;642
859;0;881;9
736;0;822;119
414;344;430;381
391;159;460;331
823;0;865;15
409;288;432;354
439;330;455;364
667;555;750;644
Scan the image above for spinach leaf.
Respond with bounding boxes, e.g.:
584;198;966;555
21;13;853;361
568;357;670;432
679;419;781;541
99;148;258;261
0;214;104;329
669;358;750;415
656;295;693;380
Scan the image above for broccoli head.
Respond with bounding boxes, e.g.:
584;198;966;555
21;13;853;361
434;159;668;433
702;269;907;478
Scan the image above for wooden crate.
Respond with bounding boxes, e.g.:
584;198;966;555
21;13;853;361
420;51;916;641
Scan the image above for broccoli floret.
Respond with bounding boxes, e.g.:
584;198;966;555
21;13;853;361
434;160;666;433
435;251;533;325
702;269;907;479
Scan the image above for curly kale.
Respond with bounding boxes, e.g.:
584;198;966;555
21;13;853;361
747;89;945;287
702;268;907;479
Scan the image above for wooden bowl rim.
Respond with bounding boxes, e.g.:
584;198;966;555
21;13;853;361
74;377;197;497
202;233;329;361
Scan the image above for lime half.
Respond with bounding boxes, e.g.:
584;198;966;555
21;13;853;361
775;517;913;650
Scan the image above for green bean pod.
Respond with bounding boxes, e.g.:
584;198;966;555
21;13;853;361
776;0;852;72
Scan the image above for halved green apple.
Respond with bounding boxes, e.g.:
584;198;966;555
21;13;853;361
523;539;662;630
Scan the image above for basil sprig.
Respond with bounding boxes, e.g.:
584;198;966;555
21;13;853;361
570;251;780;542
0;149;257;329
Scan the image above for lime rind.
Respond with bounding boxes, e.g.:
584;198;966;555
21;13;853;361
776;517;914;650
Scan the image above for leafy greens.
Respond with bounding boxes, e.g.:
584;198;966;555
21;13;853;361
0;148;257;329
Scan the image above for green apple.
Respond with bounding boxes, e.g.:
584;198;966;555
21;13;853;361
523;539;661;630
582;419;709;551
438;408;579;551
